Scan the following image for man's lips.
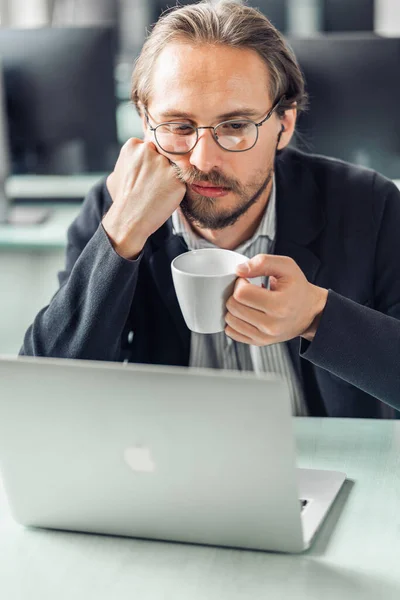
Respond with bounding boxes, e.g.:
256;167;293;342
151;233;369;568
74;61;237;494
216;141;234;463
190;183;231;198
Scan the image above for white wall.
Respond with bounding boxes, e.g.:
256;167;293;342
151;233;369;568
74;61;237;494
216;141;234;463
6;0;51;27
287;0;322;36
375;0;400;35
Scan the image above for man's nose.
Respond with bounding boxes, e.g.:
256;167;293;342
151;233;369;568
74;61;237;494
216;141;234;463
189;128;224;173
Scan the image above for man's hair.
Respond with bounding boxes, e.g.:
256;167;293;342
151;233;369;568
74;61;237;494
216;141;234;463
131;0;307;118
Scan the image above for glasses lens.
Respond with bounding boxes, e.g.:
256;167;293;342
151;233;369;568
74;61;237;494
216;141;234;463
214;121;257;151
155;123;197;154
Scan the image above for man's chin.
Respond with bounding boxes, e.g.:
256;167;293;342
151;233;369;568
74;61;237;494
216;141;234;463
180;196;251;230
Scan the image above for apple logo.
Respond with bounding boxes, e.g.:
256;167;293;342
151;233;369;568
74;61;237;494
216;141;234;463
124;446;156;473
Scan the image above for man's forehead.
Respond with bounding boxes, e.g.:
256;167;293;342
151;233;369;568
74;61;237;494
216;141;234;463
149;42;272;118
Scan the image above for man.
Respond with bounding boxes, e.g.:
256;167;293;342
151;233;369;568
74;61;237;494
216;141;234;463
21;1;400;418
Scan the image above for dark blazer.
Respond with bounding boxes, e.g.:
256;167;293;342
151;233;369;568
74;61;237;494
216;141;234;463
21;148;400;418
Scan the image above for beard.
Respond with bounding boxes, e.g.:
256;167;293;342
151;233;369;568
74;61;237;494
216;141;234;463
171;163;274;230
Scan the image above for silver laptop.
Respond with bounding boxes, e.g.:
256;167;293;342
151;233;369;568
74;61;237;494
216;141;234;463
0;356;345;553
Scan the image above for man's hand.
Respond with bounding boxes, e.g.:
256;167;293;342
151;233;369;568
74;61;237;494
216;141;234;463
103;138;186;259
225;254;328;345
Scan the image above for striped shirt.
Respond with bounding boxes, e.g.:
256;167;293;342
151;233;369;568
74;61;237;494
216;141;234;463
172;177;307;416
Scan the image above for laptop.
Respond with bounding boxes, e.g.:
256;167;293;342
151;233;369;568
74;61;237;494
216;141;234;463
0;356;345;553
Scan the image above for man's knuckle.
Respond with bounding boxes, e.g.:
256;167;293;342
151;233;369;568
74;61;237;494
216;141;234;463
125;138;138;151
263;323;278;338
256;254;268;268
285;256;296;270
270;325;281;337
276;306;287;320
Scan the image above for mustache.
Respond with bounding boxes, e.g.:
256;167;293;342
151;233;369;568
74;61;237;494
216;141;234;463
170;163;242;193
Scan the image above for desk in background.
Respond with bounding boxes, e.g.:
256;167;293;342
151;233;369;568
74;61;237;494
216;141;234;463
1;177;400;355
0;418;399;600
0;175;100;355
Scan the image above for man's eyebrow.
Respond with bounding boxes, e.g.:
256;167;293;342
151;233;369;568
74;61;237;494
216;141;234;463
157;108;262;121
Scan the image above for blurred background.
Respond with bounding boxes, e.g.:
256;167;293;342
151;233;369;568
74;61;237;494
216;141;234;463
0;0;399;178
0;0;400;355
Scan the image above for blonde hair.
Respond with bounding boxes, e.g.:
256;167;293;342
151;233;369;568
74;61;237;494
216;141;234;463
131;1;307;117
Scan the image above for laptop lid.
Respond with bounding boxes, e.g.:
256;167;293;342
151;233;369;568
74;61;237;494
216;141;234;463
0;356;305;552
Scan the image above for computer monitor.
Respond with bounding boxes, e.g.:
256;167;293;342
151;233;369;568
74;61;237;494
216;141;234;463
246;1;287;32
1;27;119;176
0;58;50;225
288;35;400;180
322;0;374;32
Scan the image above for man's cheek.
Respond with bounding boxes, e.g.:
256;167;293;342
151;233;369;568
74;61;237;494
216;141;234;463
171;158;187;172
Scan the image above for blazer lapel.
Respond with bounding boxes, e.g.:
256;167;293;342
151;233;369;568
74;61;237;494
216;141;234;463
148;222;191;352
274;149;326;283
274;149;328;415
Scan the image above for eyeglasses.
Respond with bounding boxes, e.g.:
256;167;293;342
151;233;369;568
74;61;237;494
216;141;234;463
145;96;284;155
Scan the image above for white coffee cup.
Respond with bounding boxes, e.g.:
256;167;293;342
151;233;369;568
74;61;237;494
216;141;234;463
171;248;262;334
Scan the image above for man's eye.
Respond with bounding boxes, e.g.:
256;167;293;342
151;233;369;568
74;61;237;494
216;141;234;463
172;124;194;135
220;122;249;132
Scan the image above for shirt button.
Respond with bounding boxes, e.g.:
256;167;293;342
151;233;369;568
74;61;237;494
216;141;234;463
128;330;134;344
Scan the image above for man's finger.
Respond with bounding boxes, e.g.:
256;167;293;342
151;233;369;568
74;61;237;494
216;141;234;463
232;278;283;314
225;325;254;345
225;312;266;345
236;254;295;279
227;293;282;336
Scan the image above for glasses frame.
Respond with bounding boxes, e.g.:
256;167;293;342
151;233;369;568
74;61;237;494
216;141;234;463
144;96;285;155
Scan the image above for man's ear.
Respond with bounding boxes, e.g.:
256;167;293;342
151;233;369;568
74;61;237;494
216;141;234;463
276;124;285;148
277;106;297;150
137;102;149;139
141;113;151;141
141;115;148;140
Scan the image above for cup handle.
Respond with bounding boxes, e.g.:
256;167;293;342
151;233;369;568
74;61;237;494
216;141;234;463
247;276;265;287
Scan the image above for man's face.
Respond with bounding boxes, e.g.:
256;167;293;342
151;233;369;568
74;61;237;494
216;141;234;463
145;43;287;230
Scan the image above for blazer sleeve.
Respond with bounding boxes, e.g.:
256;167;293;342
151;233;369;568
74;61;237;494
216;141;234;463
20;179;142;361
300;178;400;411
